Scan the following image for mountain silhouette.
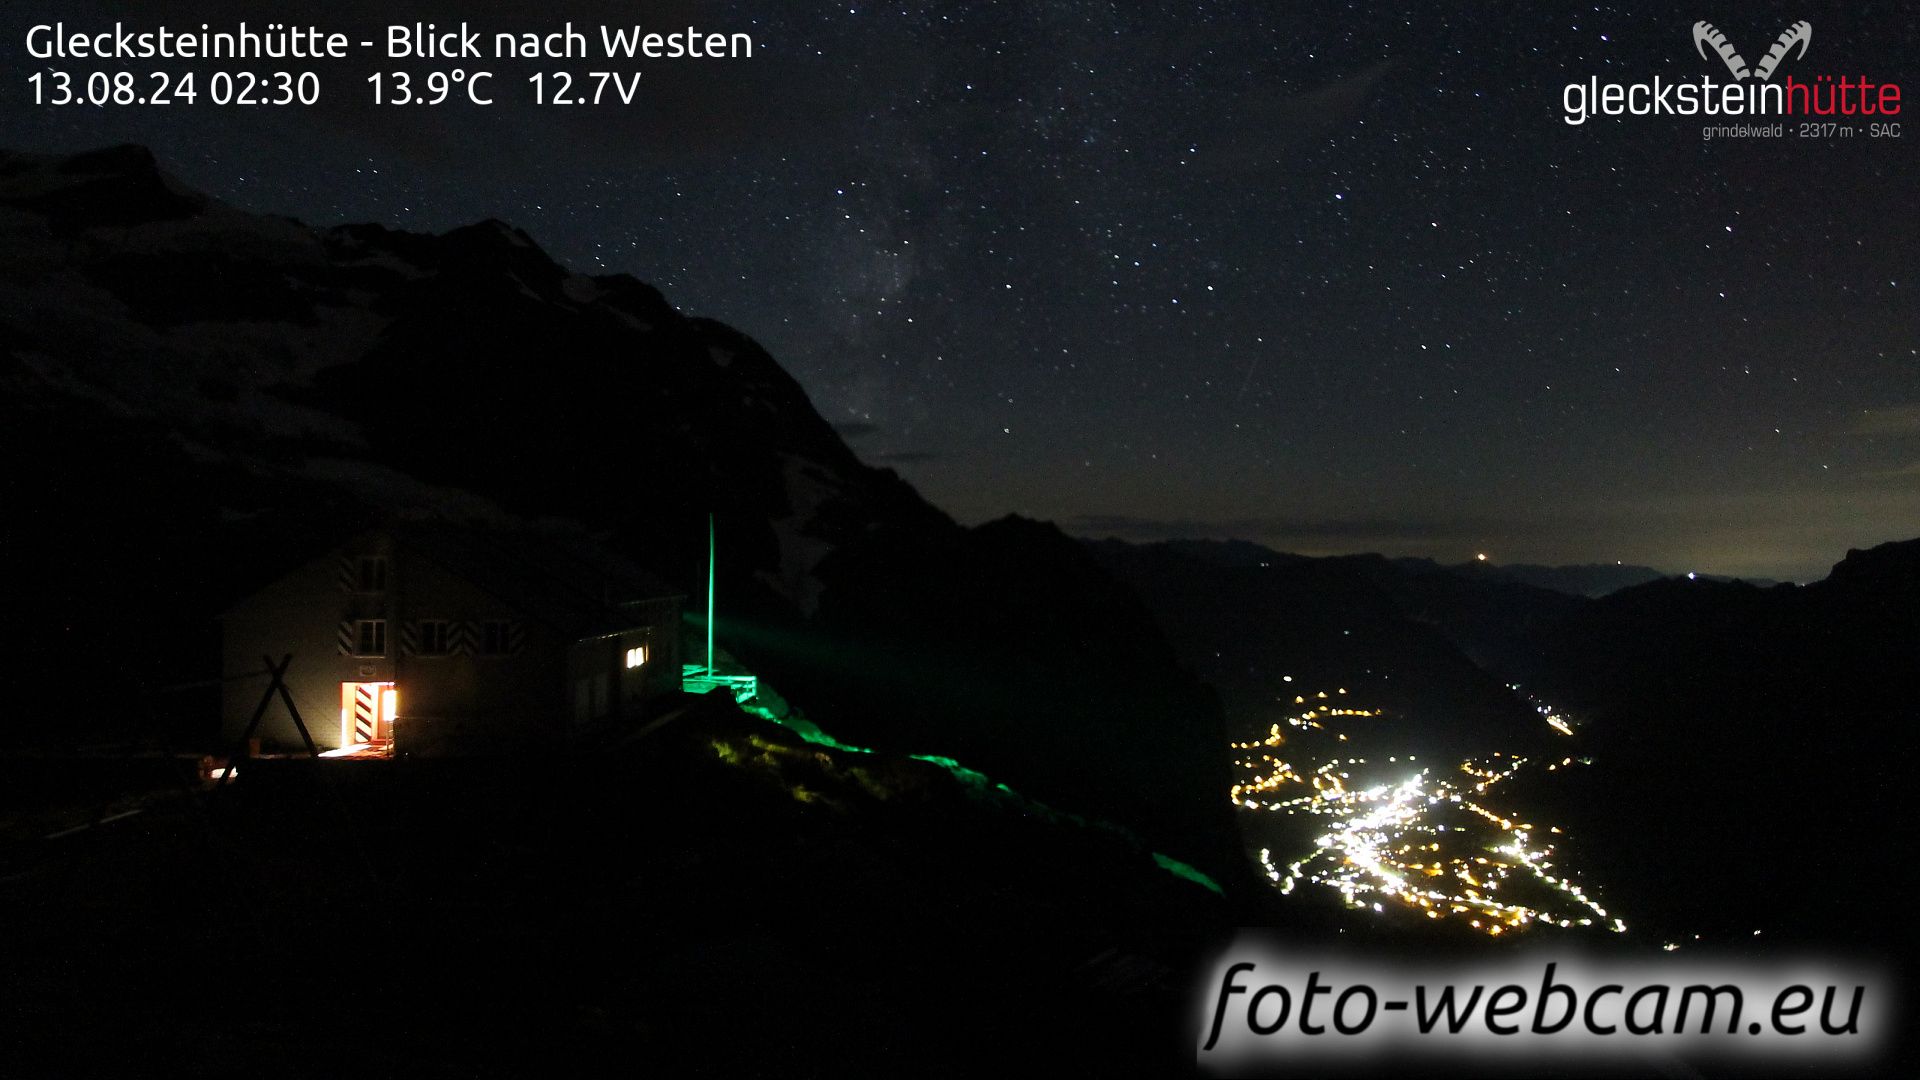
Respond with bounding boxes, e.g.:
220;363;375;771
0;144;1237;885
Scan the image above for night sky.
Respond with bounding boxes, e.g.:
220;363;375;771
4;1;1915;580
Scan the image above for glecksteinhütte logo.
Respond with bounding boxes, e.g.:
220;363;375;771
1561;19;1902;127
1691;20;1811;82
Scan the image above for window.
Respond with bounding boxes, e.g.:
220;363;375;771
353;619;387;657
624;645;648;669
480;620;515;655
414;620;452;656
356;557;388;593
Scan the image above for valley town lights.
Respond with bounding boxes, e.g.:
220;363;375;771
1234;688;1622;937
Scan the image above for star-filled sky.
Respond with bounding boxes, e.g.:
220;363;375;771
4;1;1915;579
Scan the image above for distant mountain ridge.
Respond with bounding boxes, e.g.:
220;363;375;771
1425;558;1782;595
1084;535;1779;596
1398;558;1664;597
1083;538;1561;762
1086;532;1919;945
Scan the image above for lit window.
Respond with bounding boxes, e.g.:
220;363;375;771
625;645;648;669
353;619;387;657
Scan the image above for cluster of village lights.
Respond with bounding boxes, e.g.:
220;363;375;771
1509;683;1578;737
1234;686;1623;938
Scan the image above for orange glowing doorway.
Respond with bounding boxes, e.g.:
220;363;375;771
340;681;397;747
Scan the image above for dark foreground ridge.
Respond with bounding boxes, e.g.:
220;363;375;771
0;699;1226;1075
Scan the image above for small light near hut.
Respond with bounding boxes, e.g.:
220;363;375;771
625;646;648;669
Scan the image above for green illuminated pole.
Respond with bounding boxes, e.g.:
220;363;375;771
707;512;716;677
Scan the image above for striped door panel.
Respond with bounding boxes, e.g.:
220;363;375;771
352;683;377;744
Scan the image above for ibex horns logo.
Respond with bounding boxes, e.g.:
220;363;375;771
1692;20;1812;81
